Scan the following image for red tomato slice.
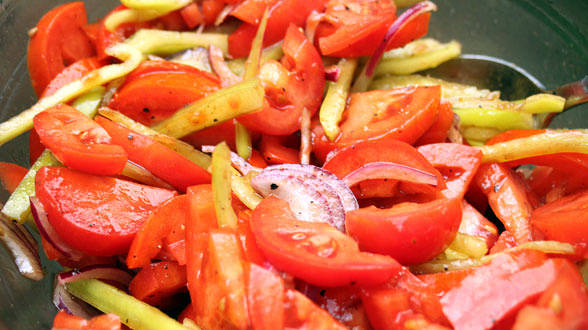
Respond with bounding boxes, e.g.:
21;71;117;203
316;0;397;57
238;24;325;135
284;289;347;329
417;143;482;199
228;0;327;58
129;261;187;307
532;189;588;257
247;263;285;330
313;86;441;161
108;61;220;126
35;167;176;256
231;0;279;25
250;196;402;287
415;101;454;146
0;162;27;194
27;2;95;96
459;201;498;250
180;2;204;29
96;117;211;192
346;197;462;265
323;138;444;199
127;195;188;269
53;311;121;330
260;134;299;164
474;163;536;244
33;104;128;176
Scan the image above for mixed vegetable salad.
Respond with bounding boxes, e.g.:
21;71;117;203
0;0;587;329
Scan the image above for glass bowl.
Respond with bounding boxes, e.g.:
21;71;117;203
0;0;586;328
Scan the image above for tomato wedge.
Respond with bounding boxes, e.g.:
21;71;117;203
228;0;327;58
108;60;220;126
238;24;325;135
53;311;120;330
28;2;95;96
129;261;187;307
96;117;211;192
34;104;128;176
346;197;462;265
0;162;27;194
247;263;285;330
250;196;402;287
313;86;441;161
35;167;176;256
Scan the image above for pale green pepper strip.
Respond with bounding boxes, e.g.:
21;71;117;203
151;78;265;138
477;131;588;163
319;57;358;141
124;29;229;56
105;0;190;32
98;109;262;209
374;39;461;76
235;122;252;160
350;62;372;93
461;126;502;144
445;233;488;259
212;142;238;229
121;0;191;11
243;9;269;80
1;150;60;222
1;87;105;223
67;279;187;330
518;93;565;114
227;41;284;77
0;44;142;147
453;108;534;131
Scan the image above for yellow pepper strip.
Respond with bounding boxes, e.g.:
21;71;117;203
105;0;190;32
227;41;284;77
243;9;269;80
518;93;565;113
319;57;358;141
350;62;372;93
370;74;500;100
374;39;461;76
235;122;252;160
98;109;262;209
1;87;105;223
446;233;488;259
67;279;186;330
411;240;574;274
461;126;502;143
151;78;265;138
121;162;175;190
0;44;142;147
1;150;61;222
212;142;238;229
121;0;191;11
453;108;534;131
124;29;229;56
477;130;588;163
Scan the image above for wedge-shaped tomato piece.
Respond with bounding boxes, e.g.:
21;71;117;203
34;104;128;176
323;138;444;199
346;197;462;265
418;143;482;199
53;311;120;330
247;263;285;330
228;0;327;58
458;201;498;250
313;86;441;162
96;117;211;192
532;189;588;257
415;101;454;145
28;2;95;96
0;162;27;194
238;24;325;135
35;167;176;256
129;261;187;307
127;195;189;268
108;61;220;126
250;196;402;287
284;289;347;329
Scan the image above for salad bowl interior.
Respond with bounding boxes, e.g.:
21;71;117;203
0;0;587;328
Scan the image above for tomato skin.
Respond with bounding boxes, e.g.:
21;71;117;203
0;162;27;194
316;0;397;57
27;2;95;96
247;263;285;330
250;196;402;287
415;101;454;146
228;0;327;58
531;189;588;256
260;134;299;164
346;197;462;265
34;104;128;176
35;167;176;256
53;310;121;330
238;24;325;135
129;261;187;307
231;0;278;25
96;117;211;192
180;2;204;28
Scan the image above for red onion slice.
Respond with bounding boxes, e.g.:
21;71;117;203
342;161;438;187
209;45;241;88
250;164;358;232
325;65;341;82
53;279;99;318
202;144;261;175
365;1;438;76
0;210;43;281
30;197;84;261
57;265;133;286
